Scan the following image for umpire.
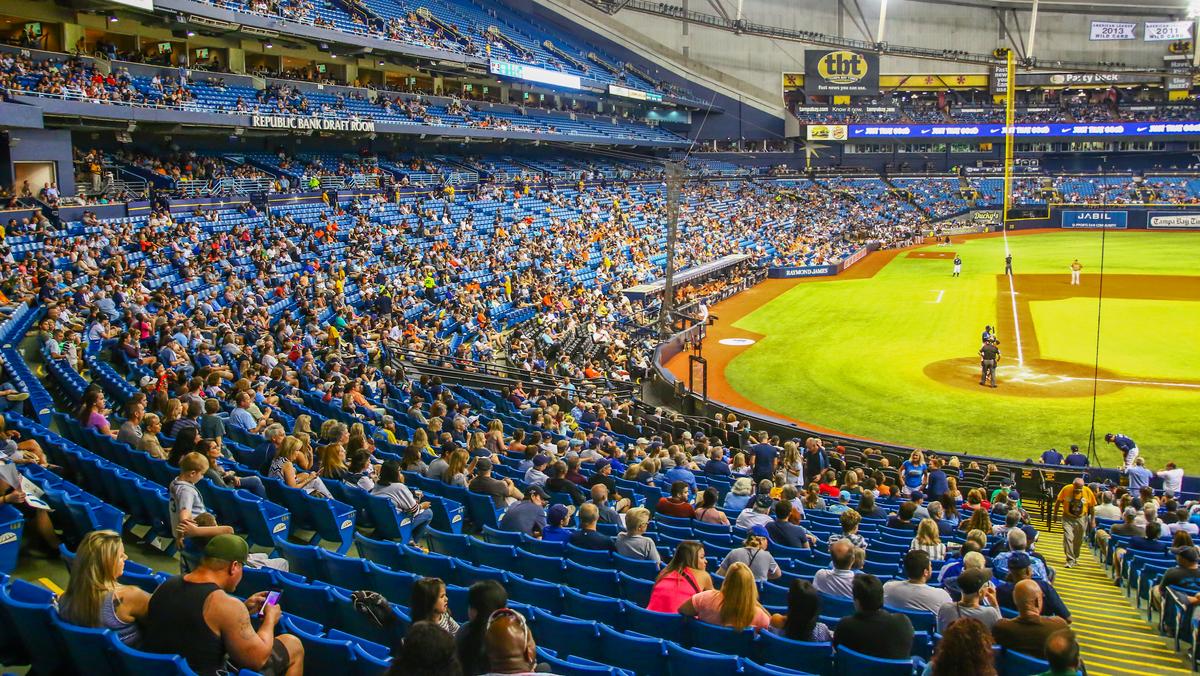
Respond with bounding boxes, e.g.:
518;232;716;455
979;341;1000;388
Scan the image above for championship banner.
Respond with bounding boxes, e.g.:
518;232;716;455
251;115;375;132
1060;210;1128;229
1147;212;1200;229
1090;22;1136;41
1145;21;1193;42
806;124;847;141
804;50;879;95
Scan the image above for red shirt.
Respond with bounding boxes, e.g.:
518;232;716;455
656;497;695;519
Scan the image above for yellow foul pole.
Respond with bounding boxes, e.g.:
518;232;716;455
1001;50;1016;230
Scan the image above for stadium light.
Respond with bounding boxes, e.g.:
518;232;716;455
264;41;273;49
107;14;119;23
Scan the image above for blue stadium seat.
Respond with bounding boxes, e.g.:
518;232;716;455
562;587;624;628
507;576;565;615
330;587;407;648
0;578;66;675
623;601;688;645
753;631;832;674
426;527;472;559
565;543;614;568
999;648;1052;676
618;572;655;606
565;560;621;598
834;645;922;676
515;550;565;584
689;619;756;657
324;552;372;590
454;560;509;586
482;524;523;545
365;561;418;606
273;538;327;581
537;648;629;676
742;659;816;676
51;613;121;676
530;607;601;661
279;575;338;628
613;552;661;579
665;643;741;676
470;539;519;570
354;534;408;570
597;623;668;675
110;637;201;675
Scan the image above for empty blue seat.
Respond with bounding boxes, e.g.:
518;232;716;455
516;550;565;584
597;622;667;675
623;601;688;645
530;607;601;661
427;527;472;559
754;631;832;674
0;578;66;675
507;575;565;615
562;587;624;627
366;561;418;605
355;534;408;570
324;552;372;590
565;560;621;598
689;619;756;657
999;648;1052;676
742;659;816;676
483;524;523;545
110;636;201;675
665;643;741;676
273;538;327;581
834;645;921;676
279;576;337;628
618;572;654;606
51;613;121;676
565;543;613;568
613;552;660;580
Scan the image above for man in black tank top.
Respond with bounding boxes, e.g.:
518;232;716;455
142;535;304;676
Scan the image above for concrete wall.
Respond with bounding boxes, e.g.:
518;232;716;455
6;128;75;197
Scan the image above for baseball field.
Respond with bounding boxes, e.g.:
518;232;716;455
682;230;1200;467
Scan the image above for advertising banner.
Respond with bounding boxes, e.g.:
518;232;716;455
767;264;839;279
846;122;1200;139
804;50;879;95
489;60;581;90
1090;22;1136;40
1061;210;1128;229
250;115;375;132
1147;212;1200;229
806;124;848;141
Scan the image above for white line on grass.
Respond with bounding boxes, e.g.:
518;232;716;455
1059;376;1200;390
1000;226;1025;367
928;289;944;304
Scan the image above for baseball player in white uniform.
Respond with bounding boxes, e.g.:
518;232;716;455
1070;259;1082;285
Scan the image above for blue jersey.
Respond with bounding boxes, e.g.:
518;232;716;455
1040;449;1063;465
1111;434;1137;452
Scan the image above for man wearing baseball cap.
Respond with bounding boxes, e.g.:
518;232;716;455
499;484;550;536
142;534;304;675
717;525;781;582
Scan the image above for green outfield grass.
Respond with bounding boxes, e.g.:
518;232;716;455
724;231;1200;466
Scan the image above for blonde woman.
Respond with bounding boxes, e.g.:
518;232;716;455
485;419;505;454
780;442;803;486
318;442;350;482
911;519;947;560
58;530;150;646
293;432;315;471
292;414;314;439
899;449;927;497
442;449;470;488
137;413;167;460
270;436;331;498
677;562;770;630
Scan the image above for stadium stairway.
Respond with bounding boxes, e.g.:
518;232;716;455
1028;509;1190;676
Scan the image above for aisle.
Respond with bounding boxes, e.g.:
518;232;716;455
1030;512;1191;676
